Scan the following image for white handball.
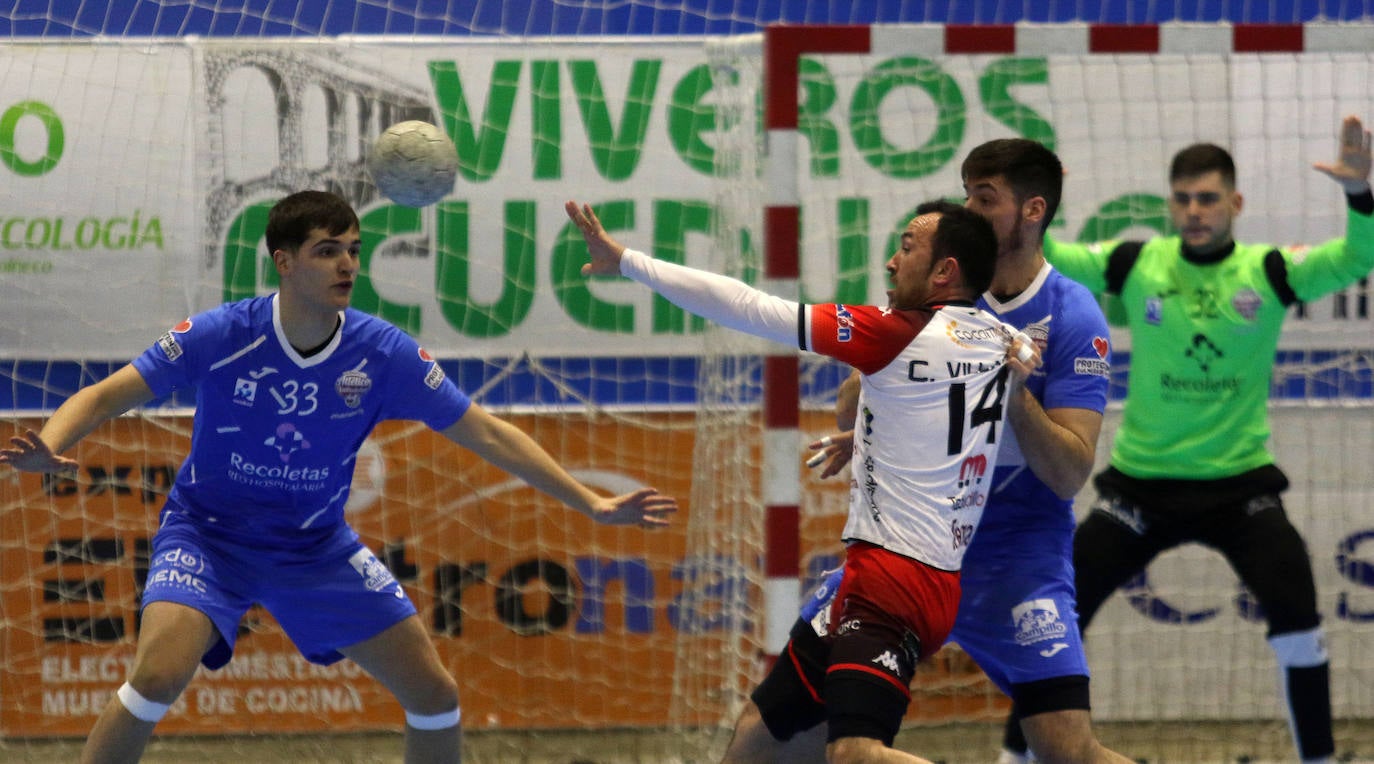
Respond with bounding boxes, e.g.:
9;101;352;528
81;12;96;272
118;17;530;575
366;120;459;207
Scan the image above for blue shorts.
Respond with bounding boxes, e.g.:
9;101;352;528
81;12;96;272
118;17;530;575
143;514;416;669
949;551;1087;696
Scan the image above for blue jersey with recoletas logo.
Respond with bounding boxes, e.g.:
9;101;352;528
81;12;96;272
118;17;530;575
132;294;471;549
973;262;1111;546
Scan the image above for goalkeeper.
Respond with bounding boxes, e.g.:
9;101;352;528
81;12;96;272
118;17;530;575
997;114;1373;763
0;190;677;764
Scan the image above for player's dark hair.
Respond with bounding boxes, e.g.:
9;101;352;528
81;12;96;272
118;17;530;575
914;199;999;296
265;190;361;254
1170;143;1236;187
960;138;1063;235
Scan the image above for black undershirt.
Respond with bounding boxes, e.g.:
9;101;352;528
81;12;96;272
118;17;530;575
293;317;340;358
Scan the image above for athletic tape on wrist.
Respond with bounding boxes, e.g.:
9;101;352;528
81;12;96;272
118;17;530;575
406;707;461;730
117;682;170;723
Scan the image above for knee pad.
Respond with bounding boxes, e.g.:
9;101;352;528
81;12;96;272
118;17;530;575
1269;627;1328;668
824;669;908;746
751;623;830;741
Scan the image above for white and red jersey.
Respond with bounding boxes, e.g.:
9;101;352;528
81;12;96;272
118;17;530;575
617;249;1016;572
807;303;1012;570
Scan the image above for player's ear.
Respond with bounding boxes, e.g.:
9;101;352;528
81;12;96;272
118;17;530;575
1022;195;1047;227
271;248;292;276
933;255;960;285
1231;190;1243;215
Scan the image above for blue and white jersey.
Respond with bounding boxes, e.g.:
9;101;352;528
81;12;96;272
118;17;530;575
132;294;471;548
974;262;1111;543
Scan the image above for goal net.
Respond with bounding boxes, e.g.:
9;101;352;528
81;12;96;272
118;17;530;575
697;21;1374;763
1;11;1373;764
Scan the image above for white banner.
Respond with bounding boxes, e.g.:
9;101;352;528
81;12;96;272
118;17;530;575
2;39;1372;358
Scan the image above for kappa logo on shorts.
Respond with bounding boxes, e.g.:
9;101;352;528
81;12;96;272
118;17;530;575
872;650;901;673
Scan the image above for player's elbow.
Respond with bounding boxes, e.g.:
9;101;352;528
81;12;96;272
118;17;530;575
1045;461;1093;500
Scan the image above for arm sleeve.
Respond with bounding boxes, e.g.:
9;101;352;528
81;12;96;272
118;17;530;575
1042;236;1117;294
1284;204;1374;302
618;248;800;347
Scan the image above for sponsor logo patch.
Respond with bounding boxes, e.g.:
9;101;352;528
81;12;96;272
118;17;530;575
156;332;183;361
233;378;258;406
1012;598;1069;646
335;370;372;408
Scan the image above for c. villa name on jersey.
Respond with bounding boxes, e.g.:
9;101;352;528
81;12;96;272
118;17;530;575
907;358;1004;382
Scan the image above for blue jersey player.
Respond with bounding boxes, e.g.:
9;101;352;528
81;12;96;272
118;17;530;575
0;191;677;764
726;141;1134;763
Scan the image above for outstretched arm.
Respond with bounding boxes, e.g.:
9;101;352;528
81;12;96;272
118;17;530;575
440;403;677;527
1;364;155;474
566;200;800;346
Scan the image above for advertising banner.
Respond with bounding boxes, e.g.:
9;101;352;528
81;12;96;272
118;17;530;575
2;40;1371;360
0;410;1007;735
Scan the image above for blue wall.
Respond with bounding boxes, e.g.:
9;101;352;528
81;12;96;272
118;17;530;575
2;0;1370;38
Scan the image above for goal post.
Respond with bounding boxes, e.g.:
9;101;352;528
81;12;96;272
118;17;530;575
693;18;1374;759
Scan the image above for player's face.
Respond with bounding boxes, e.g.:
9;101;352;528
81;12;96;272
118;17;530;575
963;174;1024;257
281;226;362;311
1169;171;1241;255
885;213;940;310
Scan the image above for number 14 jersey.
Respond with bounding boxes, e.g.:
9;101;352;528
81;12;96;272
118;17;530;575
806;302;1015;572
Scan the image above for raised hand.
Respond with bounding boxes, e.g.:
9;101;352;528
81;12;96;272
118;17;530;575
0;428;78;475
588;487;678;527
565;200;627;276
1313;115;1372;193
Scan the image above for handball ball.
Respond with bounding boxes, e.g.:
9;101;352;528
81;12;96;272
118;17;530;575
367;120;458;207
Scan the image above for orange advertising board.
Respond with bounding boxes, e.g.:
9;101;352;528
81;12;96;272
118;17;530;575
0;411;1002;738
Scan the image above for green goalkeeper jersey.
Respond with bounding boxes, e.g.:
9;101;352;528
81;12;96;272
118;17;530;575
1044;206;1374;480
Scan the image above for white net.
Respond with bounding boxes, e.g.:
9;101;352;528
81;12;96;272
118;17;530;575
2;9;1374;764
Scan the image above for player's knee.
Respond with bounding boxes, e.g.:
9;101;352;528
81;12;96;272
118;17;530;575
1269;626;1328;668
826;735;889;763
410;673;460;715
1026;734;1098;764
124;664;196;705
720;701;784;763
